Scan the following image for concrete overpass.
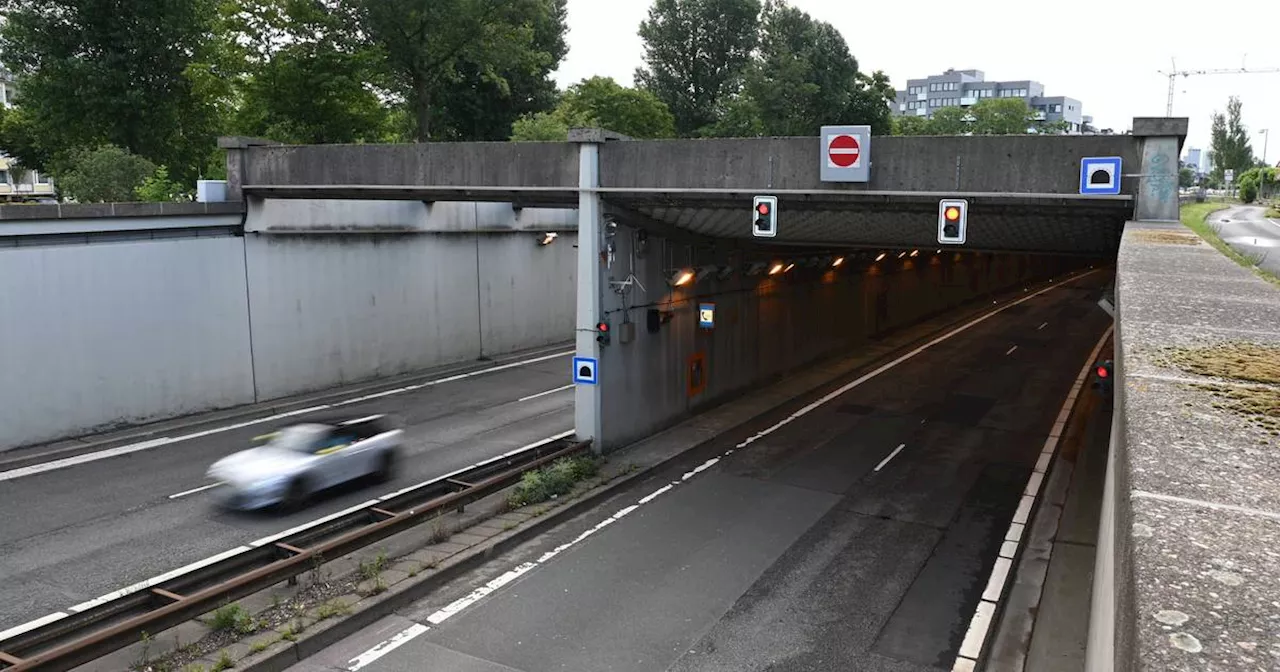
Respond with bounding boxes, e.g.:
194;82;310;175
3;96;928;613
225;117;1187;451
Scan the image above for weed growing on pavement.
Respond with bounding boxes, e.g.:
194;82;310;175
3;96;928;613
507;455;601;508
359;550;387;582
210;603;256;635
429;516;452;544
211;650;234;672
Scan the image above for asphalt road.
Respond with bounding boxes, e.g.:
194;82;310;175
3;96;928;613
1212;204;1280;276
0;347;575;632
292;272;1113;672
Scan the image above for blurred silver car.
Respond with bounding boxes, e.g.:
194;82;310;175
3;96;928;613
207;415;402;511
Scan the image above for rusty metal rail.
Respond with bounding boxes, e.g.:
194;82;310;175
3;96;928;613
0;437;589;671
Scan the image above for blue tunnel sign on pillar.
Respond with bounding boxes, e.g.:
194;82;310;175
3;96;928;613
573;356;598;385
1079;157;1123;195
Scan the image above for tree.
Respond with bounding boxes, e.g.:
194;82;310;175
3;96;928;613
433;0;568;140
731;1;894;137
1209;96;1254;184
928;107;969;135
230;0;396;144
635;0;761;137
55;145;157;203
353;0;566;142
136;166;190;202
510;77;677;141
969;99;1034;135
1179;167;1196;188
892;115;932;136
0;0;229;182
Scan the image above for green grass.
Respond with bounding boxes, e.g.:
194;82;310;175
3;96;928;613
209;603;257;635
1179;202;1280;287
507;455;601;508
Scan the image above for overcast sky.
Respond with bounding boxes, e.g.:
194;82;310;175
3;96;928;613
553;0;1280;164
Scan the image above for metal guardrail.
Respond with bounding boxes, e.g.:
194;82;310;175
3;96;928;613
0;437;589;671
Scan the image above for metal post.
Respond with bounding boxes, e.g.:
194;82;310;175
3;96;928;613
574;141;604;449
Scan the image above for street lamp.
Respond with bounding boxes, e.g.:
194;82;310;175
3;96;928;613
1260;129;1269;166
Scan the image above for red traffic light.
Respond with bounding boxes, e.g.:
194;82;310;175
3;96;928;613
945;206;960;221
757;203;771;215
1096;364;1109;378
597;322;609;332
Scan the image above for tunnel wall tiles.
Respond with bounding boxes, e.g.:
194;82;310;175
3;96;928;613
596;227;1073;451
0;202;579;451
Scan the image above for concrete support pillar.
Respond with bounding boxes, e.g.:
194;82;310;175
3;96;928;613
1131;117;1189;222
217;136;282;203
572;135;605;449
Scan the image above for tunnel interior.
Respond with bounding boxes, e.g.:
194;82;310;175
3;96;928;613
590;207;1111;452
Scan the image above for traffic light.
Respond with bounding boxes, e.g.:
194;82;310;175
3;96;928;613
596;321;611;346
752;195;778;238
938;199;967;245
1092;359;1113;394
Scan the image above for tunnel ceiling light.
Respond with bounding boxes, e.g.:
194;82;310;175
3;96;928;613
669;269;695;286
746;261;769;276
910;249;919;257
832;256;845;268
874;252;887;262
769;262;785;275
897;251;907;259
784;263;796;273
538;232;558;246
695;265;719;283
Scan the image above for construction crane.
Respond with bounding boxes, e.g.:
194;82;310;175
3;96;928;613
1158;58;1280;116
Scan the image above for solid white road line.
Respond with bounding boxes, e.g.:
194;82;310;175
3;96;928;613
1006;345;1019;356
346;623;430;672
333;271;1104;651
874;444;906;472
1;430;578;645
950;323;1113;670
168;482;223;499
518;384;574;402
0;350;573;483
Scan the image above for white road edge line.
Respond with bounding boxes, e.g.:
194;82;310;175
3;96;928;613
1268;218;1280;231
518;384;575;402
0;350;574;483
1005;345;1019;356
875;444;906;472
0;430;577;645
951;322;1113;671
346;622;430;672
168;482;224;499
332;270;1100;647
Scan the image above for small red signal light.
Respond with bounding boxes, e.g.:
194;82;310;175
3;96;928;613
597;322;609;332
757;203;770;215
1096;365;1109;378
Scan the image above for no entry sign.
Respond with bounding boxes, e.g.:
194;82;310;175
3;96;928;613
819;125;870;183
827;134;861;168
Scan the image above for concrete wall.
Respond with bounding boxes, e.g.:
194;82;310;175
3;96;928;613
0;202;577;450
235;134;1143;197
596;224;1083;450
0;237;257;448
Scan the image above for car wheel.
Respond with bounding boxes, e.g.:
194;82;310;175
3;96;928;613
282;477;310;512
374;451;396;483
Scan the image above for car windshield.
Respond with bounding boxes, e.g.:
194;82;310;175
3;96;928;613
266;425;326;453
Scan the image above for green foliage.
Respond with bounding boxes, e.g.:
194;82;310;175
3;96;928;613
1210;96;1255;184
353;0;566;141
0;0;228;182
892;99;1068;137
507;455;600;508
892;115;932;136
211;650;234;672
56;146;157;203
510;112;573;142
1235;166;1274;203
230;1;395;145
635;0;762;137
1179;167;1196;188
511;77;676;141
210;603;257;635
136;166;189;202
